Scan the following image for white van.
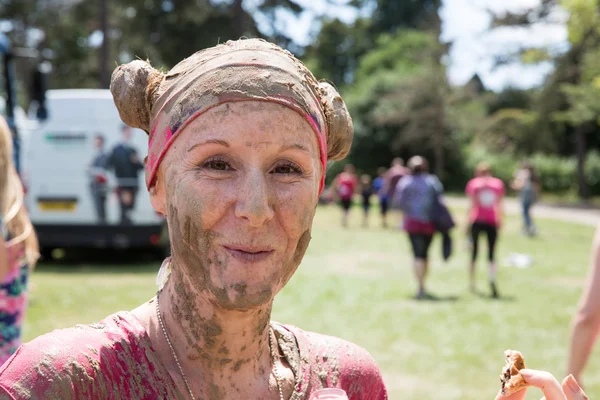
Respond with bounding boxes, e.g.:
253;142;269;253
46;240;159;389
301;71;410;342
23;89;168;257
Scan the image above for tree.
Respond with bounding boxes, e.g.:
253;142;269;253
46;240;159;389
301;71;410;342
486;0;600;199
371;0;441;34
0;0;309;90
345;30;455;179
303;18;372;87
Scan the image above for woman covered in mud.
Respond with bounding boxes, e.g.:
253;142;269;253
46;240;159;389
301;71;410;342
0;39;386;399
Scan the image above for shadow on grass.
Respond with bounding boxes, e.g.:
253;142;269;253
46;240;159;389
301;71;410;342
474;291;517;302
34;248;164;275
407;293;461;302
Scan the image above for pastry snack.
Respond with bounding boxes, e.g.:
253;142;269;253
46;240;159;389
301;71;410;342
500;350;529;396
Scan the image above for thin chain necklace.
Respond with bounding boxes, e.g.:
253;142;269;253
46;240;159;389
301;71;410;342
155;292;285;400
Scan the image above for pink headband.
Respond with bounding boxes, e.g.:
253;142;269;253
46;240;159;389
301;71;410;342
145;42;329;193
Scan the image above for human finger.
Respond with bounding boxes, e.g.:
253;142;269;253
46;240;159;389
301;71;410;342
495;387;528;400
519;369;566;400
562;375;589;400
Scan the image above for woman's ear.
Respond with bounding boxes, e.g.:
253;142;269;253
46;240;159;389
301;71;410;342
149;173;167;216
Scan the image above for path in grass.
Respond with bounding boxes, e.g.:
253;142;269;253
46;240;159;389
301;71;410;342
24;202;600;400
446;196;600;226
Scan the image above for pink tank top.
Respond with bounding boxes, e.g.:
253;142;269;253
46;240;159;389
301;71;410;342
0;311;387;399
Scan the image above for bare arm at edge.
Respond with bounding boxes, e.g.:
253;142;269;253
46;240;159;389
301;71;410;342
567;224;600;383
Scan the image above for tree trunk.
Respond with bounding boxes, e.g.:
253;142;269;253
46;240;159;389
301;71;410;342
99;0;109;88
433;129;444;180
232;0;245;38
575;126;589;201
432;8;445;181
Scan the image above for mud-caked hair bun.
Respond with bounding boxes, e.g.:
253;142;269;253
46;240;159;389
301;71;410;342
110;60;164;134
318;82;353;161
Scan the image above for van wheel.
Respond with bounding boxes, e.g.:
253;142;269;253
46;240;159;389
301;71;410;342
40;247;53;261
153;245;170;261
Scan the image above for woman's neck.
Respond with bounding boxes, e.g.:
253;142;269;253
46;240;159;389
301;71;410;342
157;267;277;398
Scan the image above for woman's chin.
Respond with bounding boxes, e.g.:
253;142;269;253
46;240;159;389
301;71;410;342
211;284;275;310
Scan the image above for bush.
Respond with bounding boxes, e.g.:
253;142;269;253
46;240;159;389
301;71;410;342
461;146;518;189
530;154;577;194
585;150;600;196
454;147;599;196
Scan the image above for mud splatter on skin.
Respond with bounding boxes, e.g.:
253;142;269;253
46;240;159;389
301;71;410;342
151;101;322;399
209;383;222;400
231;283;247;296
233;360;245;372
218;343;230;355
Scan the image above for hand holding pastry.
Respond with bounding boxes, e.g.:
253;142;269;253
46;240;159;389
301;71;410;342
495;350;588;400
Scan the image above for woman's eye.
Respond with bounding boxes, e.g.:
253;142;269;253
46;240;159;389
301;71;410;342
203;160;231;171
273;163;302;174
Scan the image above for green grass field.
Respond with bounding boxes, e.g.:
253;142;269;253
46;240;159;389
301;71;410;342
24;204;599;399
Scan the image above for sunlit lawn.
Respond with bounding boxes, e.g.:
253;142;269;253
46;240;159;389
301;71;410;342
24;202;598;399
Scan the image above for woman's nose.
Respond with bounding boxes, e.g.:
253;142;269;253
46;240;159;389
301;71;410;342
234;170;275;227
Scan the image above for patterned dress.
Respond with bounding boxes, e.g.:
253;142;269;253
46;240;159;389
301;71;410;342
0;222;29;366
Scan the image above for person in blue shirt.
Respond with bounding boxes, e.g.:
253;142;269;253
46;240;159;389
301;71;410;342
372;167;389;228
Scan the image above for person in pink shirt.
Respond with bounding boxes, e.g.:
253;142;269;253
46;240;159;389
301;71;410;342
0;39;386;400
332;164;358;228
465;162;505;298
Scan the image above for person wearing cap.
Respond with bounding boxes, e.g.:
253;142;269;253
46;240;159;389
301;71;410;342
0;39;386;400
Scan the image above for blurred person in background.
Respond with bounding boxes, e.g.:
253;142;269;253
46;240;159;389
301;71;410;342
0;39;387;399
384;157;408;204
360;174;373;228
465;162;505;298
372;167;389;228
395;156;443;300
107;125;144;225
88;134;109;224
511;161;541;237
333;164;358;228
567;222;600;385
0;116;38;365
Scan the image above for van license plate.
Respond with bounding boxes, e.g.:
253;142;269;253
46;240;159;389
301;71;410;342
38;201;77;212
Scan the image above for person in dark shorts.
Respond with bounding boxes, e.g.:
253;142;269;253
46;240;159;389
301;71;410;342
88;134;109;224
360;174;373;227
466;162;505;298
107;125;144;225
372;167;389;228
333;164;358;228
395;156;443;299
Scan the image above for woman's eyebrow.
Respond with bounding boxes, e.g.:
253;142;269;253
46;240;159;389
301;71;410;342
280;143;311;153
187;139;230;153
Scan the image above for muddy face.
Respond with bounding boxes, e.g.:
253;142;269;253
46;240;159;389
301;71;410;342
156;101;320;310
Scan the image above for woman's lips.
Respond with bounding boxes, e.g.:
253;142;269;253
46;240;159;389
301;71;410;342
223;246;275;263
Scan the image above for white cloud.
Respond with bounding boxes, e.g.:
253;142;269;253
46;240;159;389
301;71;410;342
272;0;373;47
268;0;569;90
441;0;568;90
